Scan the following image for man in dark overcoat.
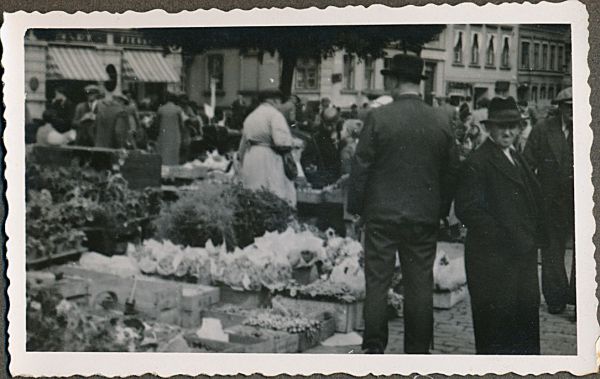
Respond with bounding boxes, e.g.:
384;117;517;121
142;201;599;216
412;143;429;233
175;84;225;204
72;85;101;146
523;87;575;316
455;97;545;354
348;54;457;354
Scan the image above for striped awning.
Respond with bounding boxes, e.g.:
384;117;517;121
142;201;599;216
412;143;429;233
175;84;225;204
47;46;109;81
122;50;179;83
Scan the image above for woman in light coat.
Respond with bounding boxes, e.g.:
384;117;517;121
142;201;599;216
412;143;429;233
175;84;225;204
238;89;296;206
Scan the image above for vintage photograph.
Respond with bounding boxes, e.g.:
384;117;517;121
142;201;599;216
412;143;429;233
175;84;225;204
3;2;595;377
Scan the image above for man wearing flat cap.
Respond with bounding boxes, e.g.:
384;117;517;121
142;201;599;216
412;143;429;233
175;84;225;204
455;97;545;354
72;84;101;146
523;87;575;318
348;53;458;354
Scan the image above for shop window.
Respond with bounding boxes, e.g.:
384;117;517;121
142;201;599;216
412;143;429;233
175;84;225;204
486;36;495;66
454;31;463;64
550;45;556;71
531;86;538;102
207;54;224;91
540;86;546;100
520;41;530;69
542;44;548;70
471;33;480;65
364;56;376;90
501;36;510;68
295;58;319;90
343;54;356;90
548;86;554;100
558;46;564;72
533;43;540;70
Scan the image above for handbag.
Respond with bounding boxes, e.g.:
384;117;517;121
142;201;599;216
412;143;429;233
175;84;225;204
247;139;298;181
280;150;298;180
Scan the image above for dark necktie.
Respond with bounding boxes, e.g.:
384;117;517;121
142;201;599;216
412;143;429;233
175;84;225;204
510;149;520;167
566;127;573;154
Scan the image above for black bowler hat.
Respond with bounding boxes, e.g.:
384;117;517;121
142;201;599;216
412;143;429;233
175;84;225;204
380;54;427;80
258;88;284;102
482;96;523;125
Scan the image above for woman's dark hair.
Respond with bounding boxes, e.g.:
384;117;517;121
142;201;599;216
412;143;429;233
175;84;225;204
42;109;59;125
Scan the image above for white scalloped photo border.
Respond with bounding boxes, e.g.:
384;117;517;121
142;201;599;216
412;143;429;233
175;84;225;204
1;2;595;376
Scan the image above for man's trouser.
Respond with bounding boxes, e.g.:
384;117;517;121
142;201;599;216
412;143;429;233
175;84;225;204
362;222;437;353
541;225;569;309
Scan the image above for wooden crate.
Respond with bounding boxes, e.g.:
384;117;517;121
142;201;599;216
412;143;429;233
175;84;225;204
225;325;299;353
433;285;468;309
275;296;363;333
183;331;271;353
201;309;247;330
179;284;220;328
54;266;180;318
322;189;344;204
297;315;336;352
218;285;272;308
296;190;324;204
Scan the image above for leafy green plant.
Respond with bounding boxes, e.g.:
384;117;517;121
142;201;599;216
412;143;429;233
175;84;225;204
154;182;294;249
26;160;159;260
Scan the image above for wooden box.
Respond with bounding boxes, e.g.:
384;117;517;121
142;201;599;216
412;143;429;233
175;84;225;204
433;285;469;309
201;309;247;330
54;266;180;318
218;285;272;308
225;325;300;353
184;331;271;353
275;296;363;333
179;284;220;328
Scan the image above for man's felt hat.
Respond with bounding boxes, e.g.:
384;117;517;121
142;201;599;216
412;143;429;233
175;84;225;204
380;54;427;80
552;87;572;104
84;84;101;94
482;96;523;125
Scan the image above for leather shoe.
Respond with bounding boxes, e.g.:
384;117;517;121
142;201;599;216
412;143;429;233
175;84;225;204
548;304;566;314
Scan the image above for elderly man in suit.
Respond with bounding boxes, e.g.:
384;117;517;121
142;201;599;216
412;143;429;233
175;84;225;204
348;53;457;354
456;97;545;354
72;84;101;146
523;87;575;316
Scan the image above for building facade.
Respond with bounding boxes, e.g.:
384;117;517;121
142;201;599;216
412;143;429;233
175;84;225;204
25;29;182;119
441;24;519;107
516;24;571;111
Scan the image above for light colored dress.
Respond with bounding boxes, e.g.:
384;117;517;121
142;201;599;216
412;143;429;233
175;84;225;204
238;103;296;206
156;101;183;165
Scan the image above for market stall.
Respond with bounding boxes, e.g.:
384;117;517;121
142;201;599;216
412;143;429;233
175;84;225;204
25;141;466;353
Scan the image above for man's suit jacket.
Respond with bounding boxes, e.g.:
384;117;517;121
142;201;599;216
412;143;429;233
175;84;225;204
72;101;96;146
456;138;544;257
523;115;574;230
455;138;545;354
347;94;458;225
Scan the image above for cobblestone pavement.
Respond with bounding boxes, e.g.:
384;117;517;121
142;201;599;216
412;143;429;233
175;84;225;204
306;250;577;355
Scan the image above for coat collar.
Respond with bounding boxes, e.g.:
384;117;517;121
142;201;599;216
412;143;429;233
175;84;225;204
394;93;422;101
481;139;525;187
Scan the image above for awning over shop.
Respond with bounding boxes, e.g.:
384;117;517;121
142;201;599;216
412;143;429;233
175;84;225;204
122;50;179;83
47;46;109;81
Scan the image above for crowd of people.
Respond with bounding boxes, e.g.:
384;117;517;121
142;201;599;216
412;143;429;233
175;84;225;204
26;54;575;356
344;53;574;355
26;85;210;165
233;54;575;356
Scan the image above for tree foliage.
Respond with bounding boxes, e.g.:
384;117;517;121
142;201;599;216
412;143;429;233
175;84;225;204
138;25;445;95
